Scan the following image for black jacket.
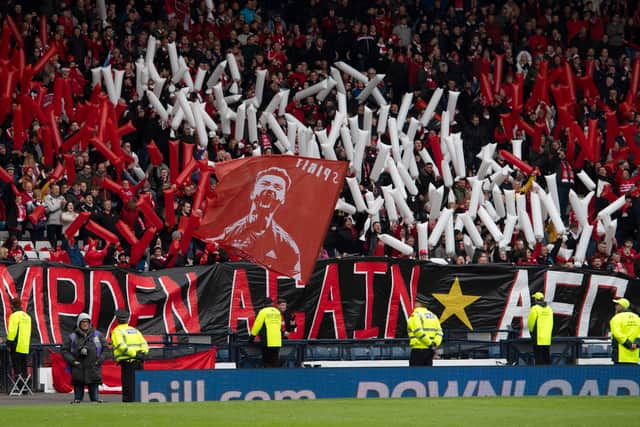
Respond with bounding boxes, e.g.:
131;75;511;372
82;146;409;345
62;327;108;385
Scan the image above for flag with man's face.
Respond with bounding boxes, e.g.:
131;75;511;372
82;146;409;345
194;156;348;283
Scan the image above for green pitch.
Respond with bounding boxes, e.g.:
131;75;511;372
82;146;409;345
3;397;637;426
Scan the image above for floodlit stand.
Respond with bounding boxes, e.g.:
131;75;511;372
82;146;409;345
8;374;32;396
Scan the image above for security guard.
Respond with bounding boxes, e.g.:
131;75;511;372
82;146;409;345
7;298;32;378
249;298;282;367
111;310;149;402
407;301;443;366
528;292;554;365
610;298;640;364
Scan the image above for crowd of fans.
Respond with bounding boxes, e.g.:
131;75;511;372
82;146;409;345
0;0;639;278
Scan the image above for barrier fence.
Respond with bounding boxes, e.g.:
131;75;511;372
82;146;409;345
0;330;616;394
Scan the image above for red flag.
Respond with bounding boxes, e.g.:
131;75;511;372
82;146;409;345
194;156;348;283
50;348;216;394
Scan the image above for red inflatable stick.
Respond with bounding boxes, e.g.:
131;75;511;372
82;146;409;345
493;54;504;95
51;162;66;181
0;94;9;125
53;77;63;118
479;72;494;104
564;61;576;103
5;16;23;48
147;140;163;165
512;73;524;113
587;118;599;163
115;220;138;246
98;99;110;142
0;23;11;59
192;170;210;213
163;189;176;227
41;126;54;166
13;104;25;151
84;220;120;244
49;110;63;151
566;125;576;164
116;121;136;137
61;125;93;152
179;212;201;254
605;110;619;152
0;165;13;183
28;205;46;225
101;177;124;195
64;154;76;184
11;48;25;83
40;16;48;47
499;149;536;175
137;198;164;230
91;137;121;166
182;143;194;169
169;140;180;184
62;77;73;119
175;158;198;187
64;211;91;240
31;46;58;76
626;58;640;105
130;226;158;265
4;69;16;100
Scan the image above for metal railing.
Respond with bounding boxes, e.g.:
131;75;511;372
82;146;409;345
0;331;614;392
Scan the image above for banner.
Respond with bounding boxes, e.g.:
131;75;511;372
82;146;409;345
136;365;640;401
50;348;216;393
1;260;639;344
195;156;348;282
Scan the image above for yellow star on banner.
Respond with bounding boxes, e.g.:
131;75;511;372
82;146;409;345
432;277;481;330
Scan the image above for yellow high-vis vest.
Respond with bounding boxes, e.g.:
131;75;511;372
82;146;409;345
251;306;282;347
407;307;443;349
528;303;554;346
111;324;149;362
610;311;640;364
7;310;32;354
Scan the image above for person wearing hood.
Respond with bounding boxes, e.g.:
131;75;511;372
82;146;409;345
62;313;108;403
528;292;554;365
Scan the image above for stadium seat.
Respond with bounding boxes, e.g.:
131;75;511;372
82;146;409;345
38;251;51;260
25;251;38;260
35;241;50;251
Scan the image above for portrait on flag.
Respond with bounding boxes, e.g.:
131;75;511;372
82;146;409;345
194;156;348;283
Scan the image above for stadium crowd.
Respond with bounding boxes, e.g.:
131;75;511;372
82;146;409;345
0;0;639;278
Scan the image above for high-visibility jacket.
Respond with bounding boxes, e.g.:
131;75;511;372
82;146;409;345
111;324;149;362
610;310;640;364
407;307;443;349
528;303;554;346
7;310;32;354
251;306;282;348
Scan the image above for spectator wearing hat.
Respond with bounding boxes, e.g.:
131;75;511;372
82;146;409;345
111;310;149;402
528;292;554;365
610;298;640;364
62;313;108;403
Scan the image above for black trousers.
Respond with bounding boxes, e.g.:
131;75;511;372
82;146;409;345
533;344;552;365
120;360;144;402
47;224;63;248
10;351;28;378
262;347;280;368
409;348;435;367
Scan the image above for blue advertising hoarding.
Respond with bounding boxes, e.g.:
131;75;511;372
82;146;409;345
135;366;640;402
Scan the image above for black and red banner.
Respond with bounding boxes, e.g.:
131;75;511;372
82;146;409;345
1;260;639;344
